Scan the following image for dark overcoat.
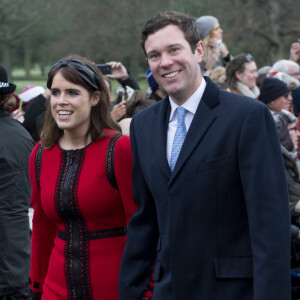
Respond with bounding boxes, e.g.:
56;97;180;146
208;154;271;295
119;77;291;300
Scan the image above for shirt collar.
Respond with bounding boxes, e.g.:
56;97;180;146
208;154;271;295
169;77;207;121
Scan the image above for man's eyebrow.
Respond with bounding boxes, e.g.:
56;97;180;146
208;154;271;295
147;43;183;55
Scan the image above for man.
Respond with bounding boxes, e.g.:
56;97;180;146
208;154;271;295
0;65;35;299
258;77;292;113
119;11;290;300
272;59;300;82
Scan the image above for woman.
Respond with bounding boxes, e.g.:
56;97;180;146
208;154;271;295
225;53;259;98
29;55;137;299
195;15;232;73
0;65;34;300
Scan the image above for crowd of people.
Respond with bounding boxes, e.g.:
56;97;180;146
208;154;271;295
1;9;300;300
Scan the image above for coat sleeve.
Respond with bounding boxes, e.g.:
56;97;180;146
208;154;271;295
119;117;158;300
113;135;137;224
29;144;57;298
238;104;291;299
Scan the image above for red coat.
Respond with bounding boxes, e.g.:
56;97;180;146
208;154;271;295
29;130;137;300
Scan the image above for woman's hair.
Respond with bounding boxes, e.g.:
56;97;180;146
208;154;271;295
201;29;219;63
0;94;16;111
41;54;120;148
225;53;254;91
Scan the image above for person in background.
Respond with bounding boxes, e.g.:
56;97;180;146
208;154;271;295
146;67;167;101
258;77;292;114
119;10;290;300
225;53;259;98
104;61;140;122
273;110;300;228
29;55;137;299
271;59;300;82
290;41;300;64
206;66;226;83
195;15;232;74
22;87;51;142
0;65;35;300
118;90;155;135
256;65;271;89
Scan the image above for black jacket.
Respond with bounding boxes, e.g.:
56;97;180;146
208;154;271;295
0;108;35;296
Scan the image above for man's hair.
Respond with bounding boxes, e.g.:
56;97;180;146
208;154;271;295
272;59;300;74
140;10;200;54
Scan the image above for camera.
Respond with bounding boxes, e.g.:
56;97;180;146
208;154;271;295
215;40;222;51
96;64;112;75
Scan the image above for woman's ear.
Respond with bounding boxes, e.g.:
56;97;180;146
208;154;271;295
91;91;100;107
235;70;242;81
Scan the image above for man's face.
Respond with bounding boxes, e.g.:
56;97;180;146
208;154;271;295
144;24;203;105
236;61;258;89
267;93;292;112
288;65;300;81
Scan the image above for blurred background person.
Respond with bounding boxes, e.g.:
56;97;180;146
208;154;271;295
290;41;300;64
145;67;167;101
273;110;300;228
29;55;137;299
258;77;292;114
225;53;259;98
271;59;300;83
0;65;34;300
196;15;232;74
118;89;155;135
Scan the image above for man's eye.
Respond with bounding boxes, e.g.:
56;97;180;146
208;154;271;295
148;53;159;60
170;48;179;53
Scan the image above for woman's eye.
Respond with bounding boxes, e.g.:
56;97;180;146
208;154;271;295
51;90;59;96
69;90;78;96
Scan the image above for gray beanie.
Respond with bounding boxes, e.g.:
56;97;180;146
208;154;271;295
196;16;218;40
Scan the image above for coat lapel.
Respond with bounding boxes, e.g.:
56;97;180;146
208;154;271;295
169;77;220;185
151;98;172;178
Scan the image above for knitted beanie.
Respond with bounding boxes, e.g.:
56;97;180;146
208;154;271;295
195;16;218;40
258;77;290;104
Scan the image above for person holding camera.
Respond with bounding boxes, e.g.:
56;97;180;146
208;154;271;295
100;61;140;122
29;55;137;299
195;15;232;74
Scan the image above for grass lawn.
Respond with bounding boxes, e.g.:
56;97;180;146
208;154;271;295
12;68;149;96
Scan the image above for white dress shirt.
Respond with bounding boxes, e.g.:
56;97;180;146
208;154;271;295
167;78;207;165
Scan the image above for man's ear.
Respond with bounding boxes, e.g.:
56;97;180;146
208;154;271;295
195;41;204;64
91;91;100;107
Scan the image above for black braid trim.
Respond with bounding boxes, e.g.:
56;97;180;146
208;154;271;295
35;144;44;185
105;133;122;190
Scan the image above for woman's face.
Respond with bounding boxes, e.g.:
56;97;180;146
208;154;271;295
211;22;223;40
236;61;258;89
50;71;99;136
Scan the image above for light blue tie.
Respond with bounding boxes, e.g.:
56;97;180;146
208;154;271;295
170;107;187;171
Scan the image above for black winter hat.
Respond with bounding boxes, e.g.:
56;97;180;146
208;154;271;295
0;65;16;95
258;77;290;104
